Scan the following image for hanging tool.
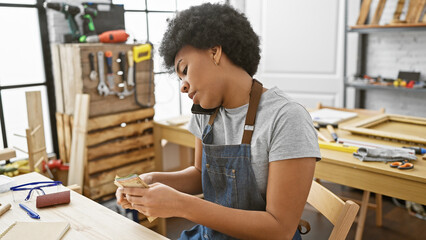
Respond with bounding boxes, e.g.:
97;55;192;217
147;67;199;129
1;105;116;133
88;53;97;81
133;44;153;107
127;50;135;86
85;30;129;43
97;51;110;96
116;52;133;99
105;51;116;92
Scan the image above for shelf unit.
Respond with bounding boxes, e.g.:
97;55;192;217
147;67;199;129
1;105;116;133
343;0;426;108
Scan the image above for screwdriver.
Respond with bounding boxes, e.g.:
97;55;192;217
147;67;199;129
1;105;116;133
403;146;426;155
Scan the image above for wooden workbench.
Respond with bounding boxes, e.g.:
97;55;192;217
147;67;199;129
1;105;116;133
155;114;426;205
0;172;168;240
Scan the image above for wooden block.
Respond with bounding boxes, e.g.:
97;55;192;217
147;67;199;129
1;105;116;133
87;134;153;161
357;0;373;25
86;121;153;146
370;0;387;25
87;148;154;174
68;94;90;187
0;148;16;161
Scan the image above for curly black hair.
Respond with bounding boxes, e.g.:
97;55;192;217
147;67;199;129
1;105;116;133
159;3;260;77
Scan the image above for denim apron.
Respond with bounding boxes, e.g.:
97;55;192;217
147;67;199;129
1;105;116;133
180;80;301;240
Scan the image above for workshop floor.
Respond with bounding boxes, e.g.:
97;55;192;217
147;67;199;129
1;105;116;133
165;181;426;240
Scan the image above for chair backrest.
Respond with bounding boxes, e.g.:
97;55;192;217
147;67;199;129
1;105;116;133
307;181;360;240
316;102;385;116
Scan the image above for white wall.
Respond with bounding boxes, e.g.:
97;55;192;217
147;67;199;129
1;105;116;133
245;0;345;109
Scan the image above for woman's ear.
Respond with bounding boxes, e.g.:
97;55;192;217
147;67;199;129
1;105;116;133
210;46;222;65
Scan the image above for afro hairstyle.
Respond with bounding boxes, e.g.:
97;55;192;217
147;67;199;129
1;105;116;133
159;3;260;77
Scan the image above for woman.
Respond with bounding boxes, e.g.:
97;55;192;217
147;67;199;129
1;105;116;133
117;3;321;239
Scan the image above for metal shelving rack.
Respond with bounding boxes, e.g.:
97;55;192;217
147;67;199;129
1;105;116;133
343;0;426;108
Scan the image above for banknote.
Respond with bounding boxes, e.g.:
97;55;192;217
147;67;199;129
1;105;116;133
114;174;156;222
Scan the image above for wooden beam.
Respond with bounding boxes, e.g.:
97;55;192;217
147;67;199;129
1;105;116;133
26;91;48;173
0;148;16;161
68;94;90;187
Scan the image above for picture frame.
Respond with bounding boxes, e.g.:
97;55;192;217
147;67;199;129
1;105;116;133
340;114;426;145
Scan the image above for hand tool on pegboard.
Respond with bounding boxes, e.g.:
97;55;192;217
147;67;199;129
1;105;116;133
97;51;110;96
133;43;153;107
116;52;133;99
88;53;97;81
105;51;116;92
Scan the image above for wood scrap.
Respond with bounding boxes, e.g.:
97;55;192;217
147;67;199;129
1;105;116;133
370;0;387;25
390;0;406;24
357;0;373;25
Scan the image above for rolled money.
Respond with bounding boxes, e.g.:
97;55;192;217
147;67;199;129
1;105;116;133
115;174;156;222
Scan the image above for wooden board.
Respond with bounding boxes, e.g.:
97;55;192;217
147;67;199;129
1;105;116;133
357;0;373;25
340;114;426;145
391;0;406;23
370;0;387;25
68;94;90;187
405;0;426;23
26;91;48;172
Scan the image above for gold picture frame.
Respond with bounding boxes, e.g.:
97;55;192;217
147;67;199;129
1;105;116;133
340;114;426;145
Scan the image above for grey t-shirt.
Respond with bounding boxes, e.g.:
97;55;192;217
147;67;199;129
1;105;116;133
188;86;321;198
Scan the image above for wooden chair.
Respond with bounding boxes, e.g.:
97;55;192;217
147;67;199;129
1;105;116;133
307;180;360;240
315;103;385;240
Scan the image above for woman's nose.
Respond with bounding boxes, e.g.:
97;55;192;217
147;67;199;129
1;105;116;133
181;81;189;93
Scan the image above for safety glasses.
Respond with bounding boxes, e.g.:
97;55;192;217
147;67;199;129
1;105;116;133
10;181;62;202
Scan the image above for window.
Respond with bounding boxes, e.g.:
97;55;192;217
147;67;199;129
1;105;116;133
114;0;226;120
0;0;56;161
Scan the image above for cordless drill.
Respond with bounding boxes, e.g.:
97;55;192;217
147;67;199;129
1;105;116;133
44;2;81;43
44;2;98;43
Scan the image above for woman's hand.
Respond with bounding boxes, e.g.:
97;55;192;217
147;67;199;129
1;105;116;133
122;183;186;218
139;172;155;185
116;173;155;209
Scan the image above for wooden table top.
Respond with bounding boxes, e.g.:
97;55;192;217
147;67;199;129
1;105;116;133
0;172;168;240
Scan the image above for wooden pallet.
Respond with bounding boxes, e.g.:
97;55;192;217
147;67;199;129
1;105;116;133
56;108;157;199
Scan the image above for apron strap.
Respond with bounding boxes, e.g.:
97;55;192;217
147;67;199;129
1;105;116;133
241;79;263;145
207;79;263;144
208;108;219;126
